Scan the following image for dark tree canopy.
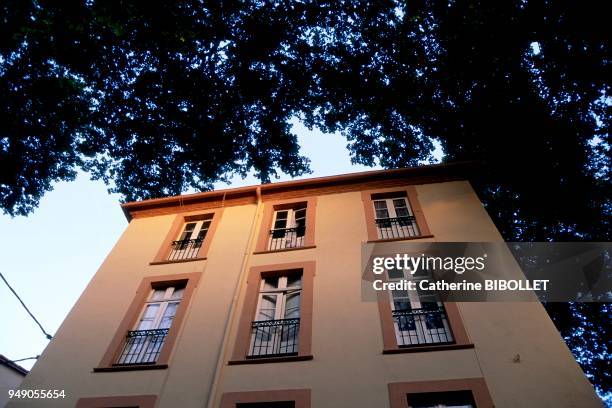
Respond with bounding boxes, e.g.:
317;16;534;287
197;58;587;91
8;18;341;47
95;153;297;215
1;0;609;400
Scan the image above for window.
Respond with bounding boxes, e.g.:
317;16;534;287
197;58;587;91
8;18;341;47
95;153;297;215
387;268;453;347
230;262;314;364
116;284;185;365
407;391;476;408
95;272;200;372
249;274;302;358
269;206;307;250
254;198;316;253
361;187;432;243
373;196;420;239
168;215;212;261
152;210;222;265
388;379;493;408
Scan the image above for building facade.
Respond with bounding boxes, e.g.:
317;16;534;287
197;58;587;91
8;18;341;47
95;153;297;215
0;355;27;407
9;163;601;408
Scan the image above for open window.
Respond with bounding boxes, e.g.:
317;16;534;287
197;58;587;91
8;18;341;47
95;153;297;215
255;198;316;253
269;206;307;250
249;273;302;358
152;210;222;264
373;195;420;239
387;268;453;347
362;187;432;242
116;284;185;365
168;215;212;261
230;262;314;364
95;272;201;372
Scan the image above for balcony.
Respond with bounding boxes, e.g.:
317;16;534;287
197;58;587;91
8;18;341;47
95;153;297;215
375;216;419;239
393;306;454;347
115;329;169;365
268;226;305;251
167;238;203;261
248;318;300;358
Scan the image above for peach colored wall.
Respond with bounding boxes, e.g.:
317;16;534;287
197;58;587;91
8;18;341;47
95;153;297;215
9;180;601;408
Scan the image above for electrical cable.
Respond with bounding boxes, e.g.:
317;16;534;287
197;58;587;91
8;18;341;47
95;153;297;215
0;272;53;340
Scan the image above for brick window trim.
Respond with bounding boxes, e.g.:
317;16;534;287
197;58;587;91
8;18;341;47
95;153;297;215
254;197;317;254
76;395;157;408
93;272;201;372
150;208;224;264
361;186;433;243
388;378;494;408
220;389;311;408
229;262;315;364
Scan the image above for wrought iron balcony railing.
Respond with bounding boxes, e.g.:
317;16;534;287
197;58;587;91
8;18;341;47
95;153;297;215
392;306;454;347
248;318;300;358
375;216;419;239
115;328;169;365
168;238;203;261
268;226;306;250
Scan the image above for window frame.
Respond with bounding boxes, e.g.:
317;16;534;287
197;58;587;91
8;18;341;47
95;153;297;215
220;389;311;408
254;197;317;254
364;260;471;353
269;206;307;250
76;395;157;408
94;272;201;372
249;273;303;358
229;262;315;364
361;186;432;243
387;268;455;347
388;378;494;408
151;208;223;264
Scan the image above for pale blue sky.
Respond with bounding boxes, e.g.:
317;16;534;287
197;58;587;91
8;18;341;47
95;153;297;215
0;121;384;370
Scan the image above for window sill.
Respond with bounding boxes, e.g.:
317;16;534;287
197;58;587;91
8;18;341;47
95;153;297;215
93;363;168;372
253;245;316;255
149;257;207;265
228;355;313;365
367;234;434;244
383;343;474;354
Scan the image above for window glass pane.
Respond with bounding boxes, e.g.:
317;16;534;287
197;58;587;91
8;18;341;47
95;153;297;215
179;222;196;241
257;295;277;320
284;293;301;319
387;267;405;280
374;201;390;219
393;300;412;311
273;211;288;232
393;198;407;208
263;276;279;290
391;289;409;300
136;304;159;330
374;200;388;209
395;206;410;217
150;289;167;301
170;287;185;300
286;275;302;288
294;207;306;219
196;222;210;241
159;302;179;329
